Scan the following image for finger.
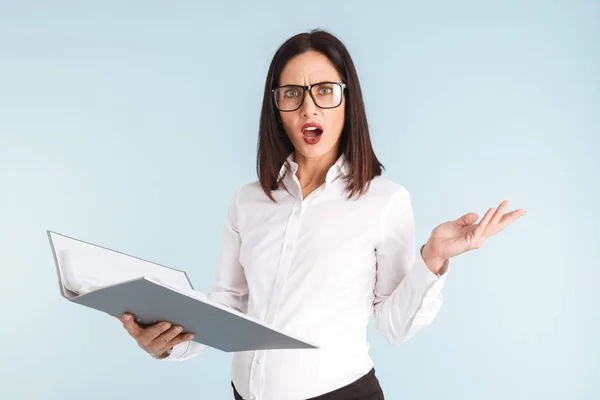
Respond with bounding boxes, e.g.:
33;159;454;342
154;325;185;346
168;332;196;348
137;321;173;346
483;200;510;238
489;208;527;237
120;313;144;337
146;325;182;353
473;207;496;238
147;329;195;355
455;212;478;228
117;312;134;324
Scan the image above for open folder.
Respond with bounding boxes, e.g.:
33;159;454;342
47;230;318;352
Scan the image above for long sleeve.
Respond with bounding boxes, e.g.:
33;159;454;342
159;189;249;361
372;186;449;345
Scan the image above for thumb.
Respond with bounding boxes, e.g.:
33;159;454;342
455;212;479;227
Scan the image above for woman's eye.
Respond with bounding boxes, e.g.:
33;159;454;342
319;87;332;95
284;90;299;97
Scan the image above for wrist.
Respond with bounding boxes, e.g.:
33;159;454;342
151;348;172;359
420;243;446;275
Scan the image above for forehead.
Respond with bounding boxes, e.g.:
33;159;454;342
278;50;342;86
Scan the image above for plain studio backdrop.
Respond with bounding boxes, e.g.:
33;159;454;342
1;1;598;399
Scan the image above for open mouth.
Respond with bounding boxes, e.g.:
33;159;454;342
302;126;323;138
301;123;323;144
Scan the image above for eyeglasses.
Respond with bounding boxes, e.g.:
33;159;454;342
271;81;347;112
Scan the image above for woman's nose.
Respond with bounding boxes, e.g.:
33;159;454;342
300;90;318;115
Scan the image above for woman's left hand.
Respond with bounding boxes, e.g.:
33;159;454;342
421;200;527;274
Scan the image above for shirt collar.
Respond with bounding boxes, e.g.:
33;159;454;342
278;151;350;184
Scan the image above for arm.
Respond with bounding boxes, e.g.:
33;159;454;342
372;187;449;345
158;189;249;361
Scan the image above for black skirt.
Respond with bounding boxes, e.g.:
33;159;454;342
232;367;384;400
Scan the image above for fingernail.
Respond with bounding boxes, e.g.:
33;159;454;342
174;326;182;332
124;314;131;321
162;323;171;329
187;334;194;339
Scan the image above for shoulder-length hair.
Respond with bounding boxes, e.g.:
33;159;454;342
256;29;384;202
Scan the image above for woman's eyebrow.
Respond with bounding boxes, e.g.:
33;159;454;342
278;79;339;86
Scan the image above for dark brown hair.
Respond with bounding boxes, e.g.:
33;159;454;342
256;29;384;202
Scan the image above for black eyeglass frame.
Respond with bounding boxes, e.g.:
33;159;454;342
271;81;347;112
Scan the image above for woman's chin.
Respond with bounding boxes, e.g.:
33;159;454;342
295;144;337;161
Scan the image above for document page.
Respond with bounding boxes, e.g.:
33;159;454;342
48;231;193;295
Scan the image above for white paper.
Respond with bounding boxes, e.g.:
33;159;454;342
49;232;192;295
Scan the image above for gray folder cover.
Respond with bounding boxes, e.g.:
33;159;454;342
72;276;317;352
47;230;318;353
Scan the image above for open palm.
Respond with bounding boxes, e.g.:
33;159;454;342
425;200;526;262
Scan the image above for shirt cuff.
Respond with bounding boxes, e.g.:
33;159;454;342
412;247;449;296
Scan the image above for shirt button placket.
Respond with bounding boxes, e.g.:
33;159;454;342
265;199;302;324
251;199;303;399
251;345;269;398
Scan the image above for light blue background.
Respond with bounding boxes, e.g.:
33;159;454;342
1;1;598;399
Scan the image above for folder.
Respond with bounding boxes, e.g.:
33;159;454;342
47;230;318;352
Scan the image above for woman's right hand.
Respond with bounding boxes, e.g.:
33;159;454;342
117;313;195;359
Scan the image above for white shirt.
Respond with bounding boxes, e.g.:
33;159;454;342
160;152;449;400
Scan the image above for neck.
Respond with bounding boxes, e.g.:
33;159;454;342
294;148;339;190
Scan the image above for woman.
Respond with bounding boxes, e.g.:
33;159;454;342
118;29;526;400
